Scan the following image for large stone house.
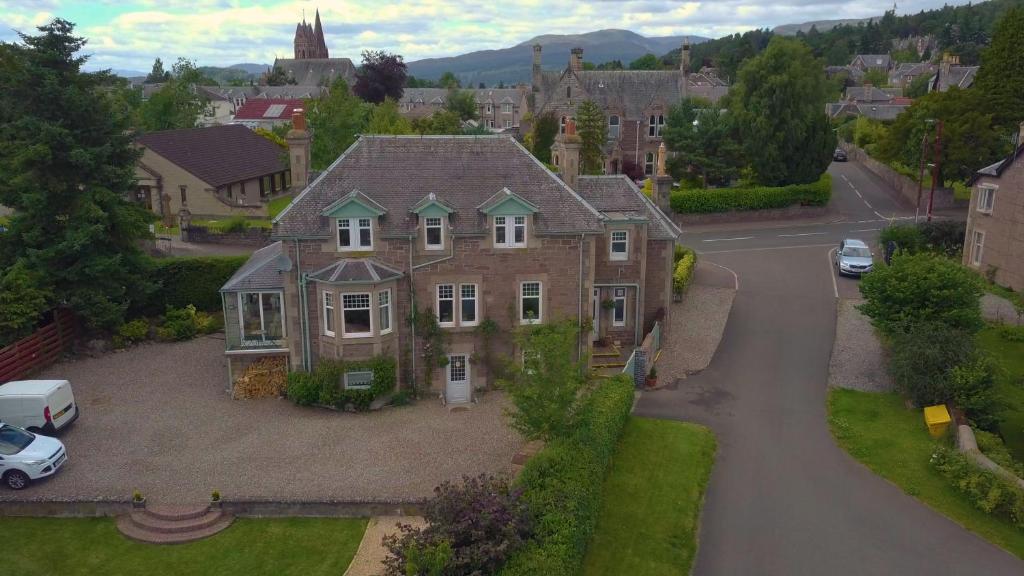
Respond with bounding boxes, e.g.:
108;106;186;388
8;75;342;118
963;123;1024;292
134;124;294;222
219;113;680;401
398;87;530;132
529;42;729;177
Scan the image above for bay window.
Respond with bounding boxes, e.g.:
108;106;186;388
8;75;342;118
342;293;372;337
322;291;335;336
379;289;392;334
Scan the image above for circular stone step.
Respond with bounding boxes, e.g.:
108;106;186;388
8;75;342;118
116;505;234;545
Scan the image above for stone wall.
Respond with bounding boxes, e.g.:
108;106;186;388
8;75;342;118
842;143;967;211
671;204;830;227
182;225;273;247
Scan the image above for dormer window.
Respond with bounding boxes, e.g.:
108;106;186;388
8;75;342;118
425;216;444;250
495;215;526;248
338;217;372;250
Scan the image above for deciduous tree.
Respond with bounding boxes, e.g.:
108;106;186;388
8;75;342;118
444;88;478;121
353;50;407;104
437;71;460;89
138;58;207;131
366;98;412;135
307;79;370;169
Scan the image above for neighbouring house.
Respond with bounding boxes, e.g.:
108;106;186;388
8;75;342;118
134;123;302;222
220;113;680;402
827;84;912;121
529;41;729;177
888;61;936;89
850;54;892;73
232;98;306;130
198;85;327;126
963;122;1024;292
842;85;897;103
399;87;530;132
929;53;978;93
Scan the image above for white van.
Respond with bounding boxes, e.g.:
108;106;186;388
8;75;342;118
0;380;79;434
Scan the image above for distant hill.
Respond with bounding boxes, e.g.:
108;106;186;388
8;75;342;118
406;29;710;86
772;17;877;35
229;63;272;75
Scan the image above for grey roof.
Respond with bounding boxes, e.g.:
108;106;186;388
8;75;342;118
274;135;604;239
220;241;290;292
973;141;1024;182
536;69;728;119
398;87;521;105
852;54;891;69
844;86;894;102
889;62;934;82
574;176;681;241
309;259;404;284
931;65;979;92
197;85;328;102
828;102;909;121
273;57;356;87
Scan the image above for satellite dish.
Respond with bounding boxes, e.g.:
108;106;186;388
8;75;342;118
278;255;293;273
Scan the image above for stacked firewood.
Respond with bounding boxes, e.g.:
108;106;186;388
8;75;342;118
233;356;288;399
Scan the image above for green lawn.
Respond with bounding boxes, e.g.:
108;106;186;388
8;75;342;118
268;194;295;219
828;388;1024;558
978;326;1024;462
4;517;367;576
582;417;717;576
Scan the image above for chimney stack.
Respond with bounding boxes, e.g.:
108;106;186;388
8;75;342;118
570;47;583;73
532;44;543;92
551;117;582;190
286;108;311;191
680;37;691;74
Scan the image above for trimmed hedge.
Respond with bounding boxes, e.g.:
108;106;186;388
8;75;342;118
670;174;831;214
500;375;634;576
135;256;249;316
673;246;697;294
287;355;397;411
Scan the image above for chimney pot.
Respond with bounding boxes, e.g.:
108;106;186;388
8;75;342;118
291;108;306;131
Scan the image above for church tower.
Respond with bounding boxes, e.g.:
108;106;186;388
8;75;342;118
294;10;329;59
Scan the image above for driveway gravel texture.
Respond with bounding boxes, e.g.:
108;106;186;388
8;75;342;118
828;298;893;392
982;293;1023;326
0;335;522;504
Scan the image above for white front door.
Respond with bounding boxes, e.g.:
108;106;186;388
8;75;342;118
591;288;601;342
446;354;470;404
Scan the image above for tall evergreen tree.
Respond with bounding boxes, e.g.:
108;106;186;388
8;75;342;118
731;37;836;186
663;97;742;187
974;6;1024;129
0;19;155;330
144;57;170;84
575;100;607;174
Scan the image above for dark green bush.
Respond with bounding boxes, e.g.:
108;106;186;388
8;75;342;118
156;305;199;341
887;321;976;407
879;221;966;257
500;375;634;576
669;174;831;213
134;255;248;316
879;224;924;254
974;429;1024;478
931;446;1024;528
286;355;397;411
949;356;1001;430
221;216;250;234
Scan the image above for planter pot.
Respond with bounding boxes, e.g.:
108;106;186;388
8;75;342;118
131;497;146;509
210;499;222;510
646;377;658;389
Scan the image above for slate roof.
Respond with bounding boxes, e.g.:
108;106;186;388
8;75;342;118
309;259;404;284
931;65;979;92
574;176;681;241
233;99;305;121
198;85;327;102
136;124;286;188
535;69;728;119
220;241;290;291
398;88;521;106
852;54;891;69
828;102;909;121
889;62;935;83
844;86;894;102
272;57;356;87
274;135;604;239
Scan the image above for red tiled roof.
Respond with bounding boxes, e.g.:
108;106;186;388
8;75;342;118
136;124;286;188
233;99;305;121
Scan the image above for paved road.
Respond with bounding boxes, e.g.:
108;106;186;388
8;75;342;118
636;162;1023;574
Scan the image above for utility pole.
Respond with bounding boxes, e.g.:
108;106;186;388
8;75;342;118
915;128;929;222
927;120;943;222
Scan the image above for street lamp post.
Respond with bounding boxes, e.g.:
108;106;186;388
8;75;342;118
927;120;944;222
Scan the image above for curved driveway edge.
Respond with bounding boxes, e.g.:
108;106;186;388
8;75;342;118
635;245;1023;575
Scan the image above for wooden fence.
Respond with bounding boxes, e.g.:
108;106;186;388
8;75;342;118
0;309;77;384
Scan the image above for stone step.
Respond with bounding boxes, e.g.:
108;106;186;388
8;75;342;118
116;513;234;545
131;509;224;534
143;503;211;522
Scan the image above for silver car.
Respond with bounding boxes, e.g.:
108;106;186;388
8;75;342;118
835;239;874;276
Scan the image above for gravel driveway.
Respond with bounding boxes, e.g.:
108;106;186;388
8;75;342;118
828;298;893;392
0;336;521;504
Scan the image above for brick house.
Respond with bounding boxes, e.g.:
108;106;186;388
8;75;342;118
529;42;728;178
219;114;680;402
398;87;530;132
134;124;294;223
963;123;1024;291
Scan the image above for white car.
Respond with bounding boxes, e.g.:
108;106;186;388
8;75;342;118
0;422;68;490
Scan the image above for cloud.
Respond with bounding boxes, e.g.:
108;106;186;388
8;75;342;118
0;0;975;71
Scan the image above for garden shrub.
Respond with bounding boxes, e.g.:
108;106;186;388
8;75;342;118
949;356;1001;430
974;429;1024;478
500;375;634;576
285;355;397;411
134;255;248;316
383;474;531;576
116;318;150;347
220;216;250;234
156;305;199;341
879;224;924;254
673;246;697;294
880;222;966;257
931;446;1024;528
669;174;831;213
998;324;1024;343
887;321;976;407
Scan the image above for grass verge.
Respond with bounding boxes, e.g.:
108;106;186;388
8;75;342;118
978;326;1024;462
582;417;717;576
268;194;295;219
828;388;1024;558
3;516;367;576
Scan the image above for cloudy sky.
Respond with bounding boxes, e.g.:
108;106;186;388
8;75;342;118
1;0;970;72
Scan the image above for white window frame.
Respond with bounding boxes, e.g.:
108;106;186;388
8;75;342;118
344;371;373;390
487;119;495;129
322;291;335;337
485;103;493;114
424;216;444;250
520;281;542;324
608;115;620;139
977;185;996;214
502;103;512;113
505;119;512;128
238;291;286;345
341;292;373;338
613;288;626;327
337;217;373;251
610;230;628;261
460;284;479;327
378;289;392;335
494;215;527;248
644;152;655;176
970;229;985;267
437;284;455;327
